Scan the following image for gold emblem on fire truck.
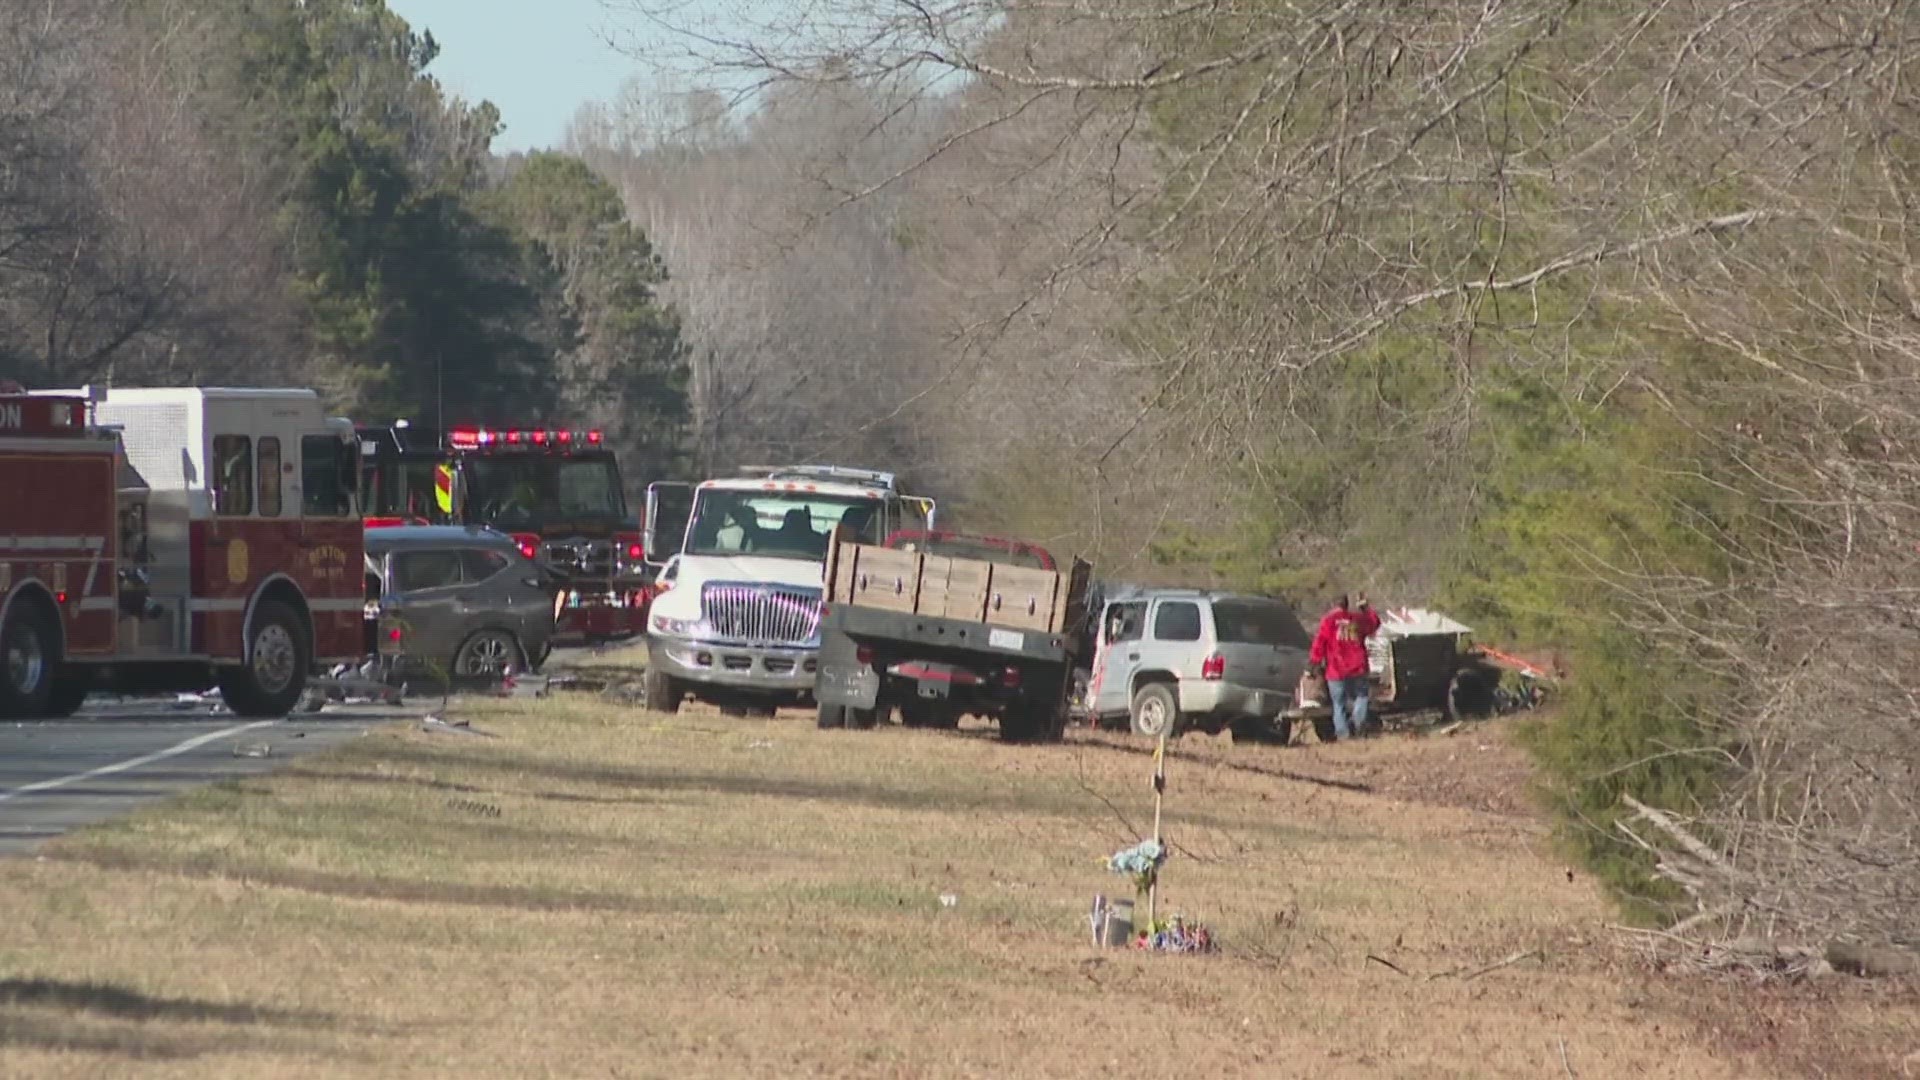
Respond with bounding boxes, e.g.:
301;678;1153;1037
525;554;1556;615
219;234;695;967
307;543;347;579
227;539;249;584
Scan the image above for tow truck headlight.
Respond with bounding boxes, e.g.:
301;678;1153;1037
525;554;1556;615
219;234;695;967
651;614;702;636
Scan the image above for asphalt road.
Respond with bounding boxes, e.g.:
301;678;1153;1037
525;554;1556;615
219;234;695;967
0;643;632;857
0;698;419;857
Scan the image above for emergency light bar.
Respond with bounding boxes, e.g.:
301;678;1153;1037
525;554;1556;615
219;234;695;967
736;464;898;490
446;425;605;450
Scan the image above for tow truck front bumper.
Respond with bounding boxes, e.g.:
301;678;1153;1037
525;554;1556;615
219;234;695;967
647;632;819;693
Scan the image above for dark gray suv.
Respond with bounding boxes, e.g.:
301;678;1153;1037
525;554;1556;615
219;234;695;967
365;525;558;682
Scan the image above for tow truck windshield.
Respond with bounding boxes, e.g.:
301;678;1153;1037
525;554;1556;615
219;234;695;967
685;489;884;561
465;452;626;529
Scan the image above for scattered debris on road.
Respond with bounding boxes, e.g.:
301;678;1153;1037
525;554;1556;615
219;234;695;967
420;714;498;739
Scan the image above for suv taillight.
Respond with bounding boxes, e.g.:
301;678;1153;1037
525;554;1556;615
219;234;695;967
1200;653;1225;681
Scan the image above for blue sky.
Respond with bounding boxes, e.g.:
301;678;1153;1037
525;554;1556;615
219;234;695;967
387;0;651;152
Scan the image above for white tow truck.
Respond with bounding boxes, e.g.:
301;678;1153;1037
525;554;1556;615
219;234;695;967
639;465;935;715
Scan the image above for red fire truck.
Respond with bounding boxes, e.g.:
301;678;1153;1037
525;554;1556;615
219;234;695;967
355;421;650;642
0;386;365;719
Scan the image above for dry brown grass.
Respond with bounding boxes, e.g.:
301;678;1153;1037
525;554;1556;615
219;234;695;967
0;703;1911;1078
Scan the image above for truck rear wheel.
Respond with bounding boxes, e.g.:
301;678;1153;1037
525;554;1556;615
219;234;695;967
217;599;311;718
0;601;56;720
1000;696;1065;744
644;667;680;714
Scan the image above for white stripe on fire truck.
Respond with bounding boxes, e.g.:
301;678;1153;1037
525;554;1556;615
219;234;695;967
189;599;246;613
77;598;115;612
0;536;107;551
187;598;366;614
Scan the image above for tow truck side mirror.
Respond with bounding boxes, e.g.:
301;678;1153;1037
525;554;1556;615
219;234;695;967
643;481;693;566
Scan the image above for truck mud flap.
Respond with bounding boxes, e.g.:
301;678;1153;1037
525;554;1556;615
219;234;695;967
815;626;880;709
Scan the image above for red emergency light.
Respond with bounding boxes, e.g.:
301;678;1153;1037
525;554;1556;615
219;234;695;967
445;425;604;451
509;532;540;561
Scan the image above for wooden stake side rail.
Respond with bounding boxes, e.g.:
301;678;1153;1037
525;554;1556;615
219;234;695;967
825;533;1089;636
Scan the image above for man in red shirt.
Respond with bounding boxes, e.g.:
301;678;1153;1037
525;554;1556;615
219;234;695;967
1309;593;1381;741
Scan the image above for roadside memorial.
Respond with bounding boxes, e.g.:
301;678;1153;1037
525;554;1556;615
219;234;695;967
1091;728;1216;953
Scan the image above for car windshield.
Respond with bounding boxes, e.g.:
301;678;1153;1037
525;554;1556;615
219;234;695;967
465;453;624;528
684;489;884;561
891;534;1050;569
1212;599;1313;648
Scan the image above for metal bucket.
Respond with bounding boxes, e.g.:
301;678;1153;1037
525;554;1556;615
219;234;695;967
1101;898;1135;947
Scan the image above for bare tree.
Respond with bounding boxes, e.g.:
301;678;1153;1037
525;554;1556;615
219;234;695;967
0;0;303;389
570;75;951;479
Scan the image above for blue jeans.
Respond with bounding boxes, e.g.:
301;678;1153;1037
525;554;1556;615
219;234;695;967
1328;675;1370;740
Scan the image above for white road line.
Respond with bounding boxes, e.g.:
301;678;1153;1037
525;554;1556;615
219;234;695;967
0;720;276;804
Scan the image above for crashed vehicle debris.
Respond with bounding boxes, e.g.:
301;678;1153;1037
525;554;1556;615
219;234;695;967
1290;607;1550;741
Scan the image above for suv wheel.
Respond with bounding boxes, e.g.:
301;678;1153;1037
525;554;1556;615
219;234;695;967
1129;681;1179;739
453;629;521;678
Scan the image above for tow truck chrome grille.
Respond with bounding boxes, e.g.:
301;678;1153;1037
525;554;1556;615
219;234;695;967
700;582;822;646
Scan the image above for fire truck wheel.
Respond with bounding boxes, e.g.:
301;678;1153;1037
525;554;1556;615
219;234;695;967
218;599;311;718
0;601;57;720
43;679;88;719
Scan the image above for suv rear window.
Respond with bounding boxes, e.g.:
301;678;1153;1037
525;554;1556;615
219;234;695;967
460;549;512;582
1212;599;1311;647
1152;601;1203;642
392;550;464;592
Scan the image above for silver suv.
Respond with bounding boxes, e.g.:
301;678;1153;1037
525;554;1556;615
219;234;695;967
1083;588;1312;741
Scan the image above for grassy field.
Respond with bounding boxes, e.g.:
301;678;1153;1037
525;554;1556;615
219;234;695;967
1;700;1913;1078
